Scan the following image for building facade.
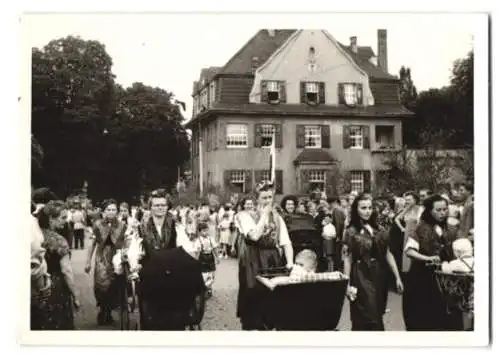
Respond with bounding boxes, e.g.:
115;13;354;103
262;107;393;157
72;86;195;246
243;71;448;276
186;29;413;198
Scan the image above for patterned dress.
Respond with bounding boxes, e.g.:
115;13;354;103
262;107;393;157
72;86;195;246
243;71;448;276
32;230;74;330
92;219;126;311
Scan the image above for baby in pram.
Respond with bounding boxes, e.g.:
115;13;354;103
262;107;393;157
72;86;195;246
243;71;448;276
441;238;474;273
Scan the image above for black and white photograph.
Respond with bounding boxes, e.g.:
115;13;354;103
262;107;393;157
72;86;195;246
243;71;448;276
17;8;490;347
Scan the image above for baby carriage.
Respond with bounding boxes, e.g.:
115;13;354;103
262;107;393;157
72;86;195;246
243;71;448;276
284;214;326;272
137;247;206;331
434;269;474;331
256;267;348;330
114;228;206;331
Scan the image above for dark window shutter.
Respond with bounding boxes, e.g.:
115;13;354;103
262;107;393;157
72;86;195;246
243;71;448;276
254;170;263;183
343;125;351;149
357;83;363;105
296;125;305;148
321;125;330;148
300;170;310;194
261;81;268;103
338;83;345;105
363;170;371;193
300;82;306;104
325;169;336;197
244;170;253;193
362;126;370;149
254;124;262;147
279;81;286;103
275;170;283;194
223;170;231;188
219;122;226;149
319;82;326;104
275;123;283;148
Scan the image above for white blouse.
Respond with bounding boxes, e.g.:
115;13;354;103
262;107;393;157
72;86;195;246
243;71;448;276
238;211;291;247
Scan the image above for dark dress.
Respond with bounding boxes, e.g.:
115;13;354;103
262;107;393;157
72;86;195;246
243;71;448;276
343;225;389;331
92;219;126;312
32;230;74;330
402;220;459;330
237;210;284;330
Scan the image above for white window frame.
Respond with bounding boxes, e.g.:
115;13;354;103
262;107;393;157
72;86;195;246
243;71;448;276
259;124;275;148
266;81;280;103
350;171;364;193
349;126;364;149
342;83;362;106
230;170;246;193
305;82;319;103
308;170;326;192
304;125;322;149
226;124;248;148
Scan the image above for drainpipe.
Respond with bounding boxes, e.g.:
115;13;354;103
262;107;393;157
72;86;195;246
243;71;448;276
199;122;203;195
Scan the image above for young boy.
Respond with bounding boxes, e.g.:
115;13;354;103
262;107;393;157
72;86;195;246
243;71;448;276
195;222;219;297
321;214;337;271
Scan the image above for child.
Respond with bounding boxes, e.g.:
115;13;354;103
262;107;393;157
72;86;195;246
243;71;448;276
441;238;474;273
290;249;318;276
321;214;337;271
195;222;219;298
218;213;231;259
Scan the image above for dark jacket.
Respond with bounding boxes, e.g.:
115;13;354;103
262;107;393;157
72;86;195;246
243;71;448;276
139;214;177;256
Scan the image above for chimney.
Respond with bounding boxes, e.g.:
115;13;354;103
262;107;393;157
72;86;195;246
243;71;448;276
377;29;388;72
267;29;275;37
350;36;358;53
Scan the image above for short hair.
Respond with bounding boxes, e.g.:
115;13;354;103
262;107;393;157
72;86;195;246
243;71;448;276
295;249;318;272
37;200;66;229
197;221;209;232
255;180;274;194
148;189;172;209
458;181;474;194
32;187;58;204
119;202;129;210
403;191;419;204
102;199;118;211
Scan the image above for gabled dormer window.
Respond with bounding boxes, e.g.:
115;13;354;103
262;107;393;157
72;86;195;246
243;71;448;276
339;83;363;106
300;81;325;105
261;80;286;105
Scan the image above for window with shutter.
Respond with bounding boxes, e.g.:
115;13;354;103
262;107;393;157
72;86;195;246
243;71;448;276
304;82;319;105
226;124;248;148
296;125;306;148
321;125;330;148
340;83;363;106
304;125;321;148
261;81;268;103
350;171;364;193
266;81;280;104
259;124;275;147
343;126;350;149
338;83;345;105
308;170;326;193
349;126;364;149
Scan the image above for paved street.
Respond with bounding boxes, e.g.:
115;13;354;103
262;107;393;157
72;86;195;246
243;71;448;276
71;244;405;331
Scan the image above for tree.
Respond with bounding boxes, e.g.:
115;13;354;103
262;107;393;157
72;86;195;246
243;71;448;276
104;82;190;201
31;36;116;196
401;51;474;149
399;66;418;109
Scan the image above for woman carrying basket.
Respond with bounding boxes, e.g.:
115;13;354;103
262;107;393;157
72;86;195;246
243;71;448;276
236;181;294;330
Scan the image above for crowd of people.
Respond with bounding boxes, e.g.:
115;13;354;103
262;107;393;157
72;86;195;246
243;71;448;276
30;179;474;331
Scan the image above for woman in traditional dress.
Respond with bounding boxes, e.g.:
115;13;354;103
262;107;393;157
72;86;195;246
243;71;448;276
343;194;403;331
402;194;460;331
35;200;80;330
84;199;126;326
236;181;294;330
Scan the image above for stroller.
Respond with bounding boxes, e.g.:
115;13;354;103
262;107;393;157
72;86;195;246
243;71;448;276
256;267;348;330
133;247;206;331
284;214;327;272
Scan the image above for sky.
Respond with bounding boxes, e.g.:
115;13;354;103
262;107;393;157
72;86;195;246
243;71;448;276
23;13;478;120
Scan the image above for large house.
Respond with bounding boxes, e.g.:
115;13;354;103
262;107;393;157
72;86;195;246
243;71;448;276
185;29;413;198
